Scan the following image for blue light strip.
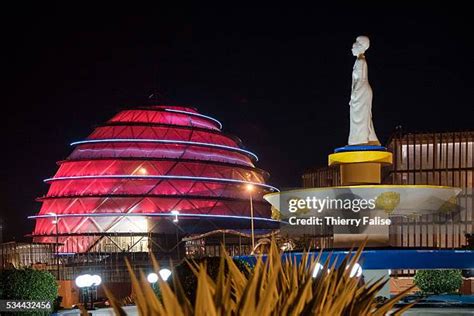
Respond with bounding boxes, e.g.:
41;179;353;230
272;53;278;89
236;249;474;270
43;175;279;192
163;108;223;129
70;139;258;161
28;212;281;223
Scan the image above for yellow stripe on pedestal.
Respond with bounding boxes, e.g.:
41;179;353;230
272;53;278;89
328;151;392;166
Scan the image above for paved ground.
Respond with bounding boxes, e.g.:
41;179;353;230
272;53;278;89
403;308;474;315
55;306;138;315
55;295;474;315
56;305;474;316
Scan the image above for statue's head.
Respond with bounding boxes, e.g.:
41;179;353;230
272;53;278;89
352;36;370;57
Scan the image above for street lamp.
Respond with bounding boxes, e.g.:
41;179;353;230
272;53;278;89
147;272;159;292
347;263;363;278
312;263;324;278
147;269;172;284
170;210;180;259
75;274;101;309
147;272;159;284
171;210;179;223
312;263;331;278
246;184;255;253
48;212;59;279
91;275;102;286
147;269;171;292
159;268;172;281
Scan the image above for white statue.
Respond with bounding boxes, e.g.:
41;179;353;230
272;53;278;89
348;36;380;146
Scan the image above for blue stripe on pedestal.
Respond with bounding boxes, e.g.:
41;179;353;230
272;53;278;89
335;145;387;153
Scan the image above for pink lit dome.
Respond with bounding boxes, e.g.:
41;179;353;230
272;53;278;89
31;105;279;252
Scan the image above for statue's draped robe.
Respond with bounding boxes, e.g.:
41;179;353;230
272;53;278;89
348;57;379;145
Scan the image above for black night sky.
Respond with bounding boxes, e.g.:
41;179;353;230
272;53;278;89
2;3;473;241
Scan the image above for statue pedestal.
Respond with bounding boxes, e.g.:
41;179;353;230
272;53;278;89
328;146;392;186
340;163;380;185
328;146;393;247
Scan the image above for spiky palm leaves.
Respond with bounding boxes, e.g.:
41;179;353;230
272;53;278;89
105;241;413;315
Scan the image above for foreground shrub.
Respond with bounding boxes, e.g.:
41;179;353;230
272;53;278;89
414;269;463;294
0;268;58;315
173;256;251;302
1;268;58;300
105;241;414;315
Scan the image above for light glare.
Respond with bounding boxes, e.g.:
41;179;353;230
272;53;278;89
171;210;179;222
75;274;93;288
92;274;102;286
147;272;159;283
312;262;324;278
348;263;363;278
159;268;172;281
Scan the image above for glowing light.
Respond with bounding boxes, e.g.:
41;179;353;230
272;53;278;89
147;272;159;283
91;274;102;286
171;210;179;223
312;262;324;278
159;268;172;281
44;175;279;192
137;167;148;175
347;263;363;278
70;139;259;161
246;184;255;192
75;274;93;288
163;108;223;129
49;212;58;224
128;216;148;232
28;212;282;223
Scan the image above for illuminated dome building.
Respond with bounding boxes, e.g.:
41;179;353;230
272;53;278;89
30;105;279;254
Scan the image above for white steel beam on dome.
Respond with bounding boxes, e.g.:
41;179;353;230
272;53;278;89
44;175;279;192
70;139;259;161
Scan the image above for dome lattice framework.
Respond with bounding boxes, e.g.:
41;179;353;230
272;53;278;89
30;105;279;253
